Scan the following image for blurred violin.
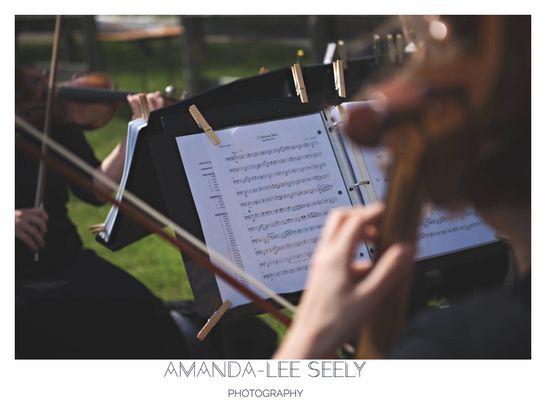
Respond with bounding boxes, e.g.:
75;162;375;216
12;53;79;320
352;15;530;358
16;67;180;131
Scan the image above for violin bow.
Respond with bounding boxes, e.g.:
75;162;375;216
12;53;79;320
15;115;294;327
33;15;62;262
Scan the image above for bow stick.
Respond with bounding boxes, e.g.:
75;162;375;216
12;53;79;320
15;115;294;327
33;15;62;262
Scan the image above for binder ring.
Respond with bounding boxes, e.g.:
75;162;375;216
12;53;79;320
349;180;371;190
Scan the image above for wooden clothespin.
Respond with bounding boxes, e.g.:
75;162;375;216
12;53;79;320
373;34;382;66
386;34;396;64
291;63;308;103
395;33;405;63
197;300;232;341
138;93;150;121
89;223;105;235
336;40;348;69
188;104;221;145
333;60;346;98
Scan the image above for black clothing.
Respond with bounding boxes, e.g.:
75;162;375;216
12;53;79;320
16;250;191;358
15;125;191;357
16;125;102;279
391;273;531;359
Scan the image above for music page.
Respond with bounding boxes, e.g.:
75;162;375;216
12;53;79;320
177;113;369;307
336;102;497;260
100;118;147;242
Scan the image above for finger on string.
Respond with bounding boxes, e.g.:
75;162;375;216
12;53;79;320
126;94;141;118
356;244;414;300
335;204;384;251
351;260;374;278
147;91;163;111
319;207;352;243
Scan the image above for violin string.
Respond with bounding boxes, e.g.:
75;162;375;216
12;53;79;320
15;115;298;314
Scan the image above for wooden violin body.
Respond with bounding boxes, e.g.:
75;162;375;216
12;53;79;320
16;67;179;131
16;67;123;130
355;16;529;358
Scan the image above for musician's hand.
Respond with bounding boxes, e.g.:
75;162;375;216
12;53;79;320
15;208;48;252
275;204;415;359
126;91;165;120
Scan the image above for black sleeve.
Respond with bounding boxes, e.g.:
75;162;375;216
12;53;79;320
59;127;104;206
388;280;531;359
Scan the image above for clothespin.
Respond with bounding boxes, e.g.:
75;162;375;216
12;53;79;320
138;93;150;121
259;66;270;74
188;104;221;145
197;300;232;341
395;33;405;63
386;34;396;64
89;223;105;235
291;63;308;103
333;60;346;98
336;40;348;69
373;34;382;66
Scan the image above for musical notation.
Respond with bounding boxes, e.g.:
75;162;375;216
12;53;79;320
244;199;336;221
247;210;329;233
259;251;314;270
236;174;330;197
228;152;322;174
205;113;362;298
251;224;323;244
232;162;327;185
255;237;320;256
225;141;319;162
239;184;335;208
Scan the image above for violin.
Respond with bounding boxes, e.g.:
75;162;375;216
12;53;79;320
16;66;180;131
352;16;530;358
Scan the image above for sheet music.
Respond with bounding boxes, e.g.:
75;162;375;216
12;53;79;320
335;102;497;260
100;118;147;242
177;113;369;307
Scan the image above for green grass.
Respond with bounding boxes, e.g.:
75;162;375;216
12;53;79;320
17;36;298;335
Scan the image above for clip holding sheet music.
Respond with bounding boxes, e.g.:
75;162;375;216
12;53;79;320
373;34;382;66
333;60;346;98
395;33;405;63
291;63;309;103
197;300;232;341
188;104;221;145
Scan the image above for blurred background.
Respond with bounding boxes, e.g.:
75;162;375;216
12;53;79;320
15;15;385;307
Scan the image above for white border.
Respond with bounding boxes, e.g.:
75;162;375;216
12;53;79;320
2;3;544;400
